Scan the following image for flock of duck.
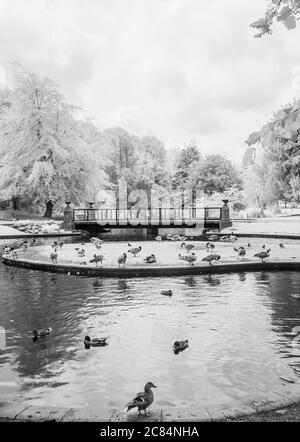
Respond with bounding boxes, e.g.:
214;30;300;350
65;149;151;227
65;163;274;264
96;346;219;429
0;232;289;269
2;231;300;416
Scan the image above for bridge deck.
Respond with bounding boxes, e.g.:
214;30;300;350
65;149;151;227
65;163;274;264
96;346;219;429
73;207;222;228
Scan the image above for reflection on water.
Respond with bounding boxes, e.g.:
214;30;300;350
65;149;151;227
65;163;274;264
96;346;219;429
0;238;300;413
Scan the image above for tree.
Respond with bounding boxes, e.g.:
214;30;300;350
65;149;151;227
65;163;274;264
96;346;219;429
245;99;300;206
135;136;170;205
0;64;100;217
250;0;300;37
197;154;243;196
172;141;201;191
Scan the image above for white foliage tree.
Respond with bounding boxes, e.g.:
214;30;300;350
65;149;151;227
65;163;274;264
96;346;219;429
0;64;104;217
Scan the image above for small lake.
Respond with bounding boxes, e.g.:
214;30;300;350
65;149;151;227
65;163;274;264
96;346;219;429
0;237;300;415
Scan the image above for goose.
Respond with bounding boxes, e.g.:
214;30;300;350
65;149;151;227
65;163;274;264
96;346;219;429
206;242;215;252
144;254;157;264
230;234;238;243
58;241;64;249
161;290;173;297
254;249;271;262
202;254;221;265
279;243;285;248
179;253;197;266
89;254;105;266
234;246;246;260
84;336;108;347
124;382;157;416
128;246;142;257
181;242;195;252
118;253;127;267
155;236;162;243
50;252;58;263
173;339;189;354
95;240;103;249
78;249;85;257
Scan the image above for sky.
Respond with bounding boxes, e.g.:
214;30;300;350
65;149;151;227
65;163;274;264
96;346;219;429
0;0;300;165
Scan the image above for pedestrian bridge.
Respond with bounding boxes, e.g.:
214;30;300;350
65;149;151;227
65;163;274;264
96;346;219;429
72;207;230;234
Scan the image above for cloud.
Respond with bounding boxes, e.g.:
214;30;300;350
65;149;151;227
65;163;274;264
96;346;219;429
0;0;300;164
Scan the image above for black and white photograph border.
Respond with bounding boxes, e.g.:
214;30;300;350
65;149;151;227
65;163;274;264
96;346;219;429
1;0;300;431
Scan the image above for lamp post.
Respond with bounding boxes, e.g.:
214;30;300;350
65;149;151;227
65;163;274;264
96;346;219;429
61;201;74;231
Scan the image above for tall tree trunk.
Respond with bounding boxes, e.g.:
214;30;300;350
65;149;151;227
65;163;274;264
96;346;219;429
12;197;20;210
257;196;265;218
44;201;54;218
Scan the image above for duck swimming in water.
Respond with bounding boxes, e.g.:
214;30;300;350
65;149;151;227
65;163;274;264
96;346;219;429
33;327;52;341
124;382;157;416
161;290;173;297
84;336;108;348
173;339;189;354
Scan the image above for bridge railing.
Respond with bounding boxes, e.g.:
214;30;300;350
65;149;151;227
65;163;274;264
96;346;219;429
73;207;222;225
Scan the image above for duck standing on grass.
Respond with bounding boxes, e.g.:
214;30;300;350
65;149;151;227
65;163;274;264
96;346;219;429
78;249;85;257
90;254;105;267
230;233;238;244
144;254;157;264
124;382;157;416
128;246;142;257
51;241;59;251
220;235;230;242
50;252;58;264
118;253;127;268
202;254;221;265
234;246;246;260
206;242;215;252
179;253;197;266
181;242;195;252
254;249;271;263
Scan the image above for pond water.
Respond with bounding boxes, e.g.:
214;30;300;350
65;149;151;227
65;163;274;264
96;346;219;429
0;237;300;415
